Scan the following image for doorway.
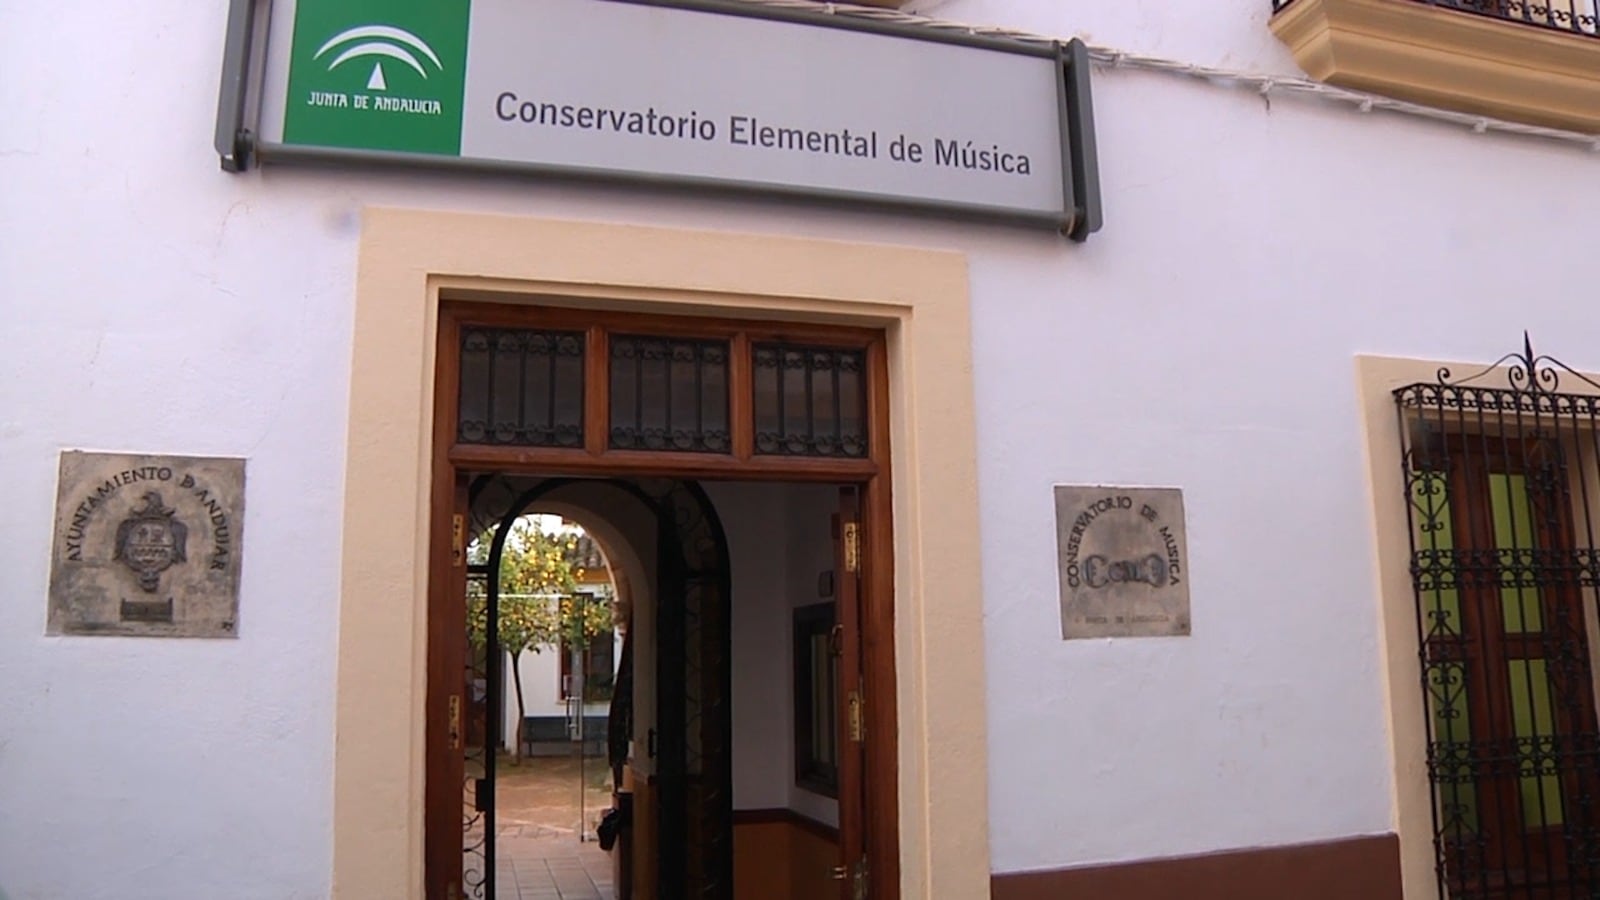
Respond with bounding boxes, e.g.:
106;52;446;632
424;303;898;900
465;500;625;899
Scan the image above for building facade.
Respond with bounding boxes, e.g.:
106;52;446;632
3;1;1600;898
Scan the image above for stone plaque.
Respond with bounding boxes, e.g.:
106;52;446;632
1055;485;1190;639
48;451;246;638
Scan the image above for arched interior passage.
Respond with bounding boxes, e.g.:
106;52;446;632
463;475;733;900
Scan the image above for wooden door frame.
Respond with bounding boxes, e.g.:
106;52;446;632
424;300;901;900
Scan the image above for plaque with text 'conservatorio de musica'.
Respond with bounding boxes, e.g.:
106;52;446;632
1055;485;1190;639
48;452;246;638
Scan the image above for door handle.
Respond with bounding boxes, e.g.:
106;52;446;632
448;694;462;750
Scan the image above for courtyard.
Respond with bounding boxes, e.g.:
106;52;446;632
480;754;617;900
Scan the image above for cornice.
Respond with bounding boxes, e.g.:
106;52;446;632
1271;0;1600;133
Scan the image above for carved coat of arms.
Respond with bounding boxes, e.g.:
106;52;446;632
113;492;189;592
49;452;245;638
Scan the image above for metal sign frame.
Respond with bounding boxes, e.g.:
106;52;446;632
215;0;1102;239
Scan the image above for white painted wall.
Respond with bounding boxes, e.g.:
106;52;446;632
711;482;793;813
782;486;845;830
499;638;621;751
707;482;843;826
507;645;572;724
710;483;844;826
6;0;1600;895
911;0;1304;74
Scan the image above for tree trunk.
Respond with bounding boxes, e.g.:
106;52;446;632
510;648;527;766
571;641;585;744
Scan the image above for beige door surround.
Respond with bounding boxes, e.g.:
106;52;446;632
334;208;990;899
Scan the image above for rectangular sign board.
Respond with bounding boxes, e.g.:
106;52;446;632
219;0;1100;235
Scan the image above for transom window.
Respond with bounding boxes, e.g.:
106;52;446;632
457;328;585;447
753;343;867;458
444;305;882;472
608;334;731;453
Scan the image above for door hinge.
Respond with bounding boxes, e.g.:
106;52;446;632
848;688;864;743
452;514;465;567
843;521;861;574
830;856;869;898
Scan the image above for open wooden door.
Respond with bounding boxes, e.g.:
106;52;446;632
426;472;471;899
834;487;869;900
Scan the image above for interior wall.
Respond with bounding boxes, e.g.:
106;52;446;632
708;481;790;812
784;486;846;830
707;481;841;828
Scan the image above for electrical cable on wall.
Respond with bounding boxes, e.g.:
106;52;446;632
730;0;1600;153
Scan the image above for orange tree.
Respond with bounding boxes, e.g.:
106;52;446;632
468;517;582;763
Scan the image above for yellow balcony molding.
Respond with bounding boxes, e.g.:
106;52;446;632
1271;0;1600;133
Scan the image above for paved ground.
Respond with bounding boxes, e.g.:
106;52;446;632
493;830;614;900
497;754;616;837
474;754;618;900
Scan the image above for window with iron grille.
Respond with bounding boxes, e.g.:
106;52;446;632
447;307;882;470
1395;339;1600;899
457;327;585;447
752;343;868;458
609;334;731;453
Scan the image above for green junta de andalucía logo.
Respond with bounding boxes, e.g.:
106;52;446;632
316;25;444;93
282;0;472;156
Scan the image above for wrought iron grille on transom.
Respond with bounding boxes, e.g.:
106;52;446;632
457;327;585;447
1395;337;1600;900
753;343;868;458
609;335;731;453
449;310;880;465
